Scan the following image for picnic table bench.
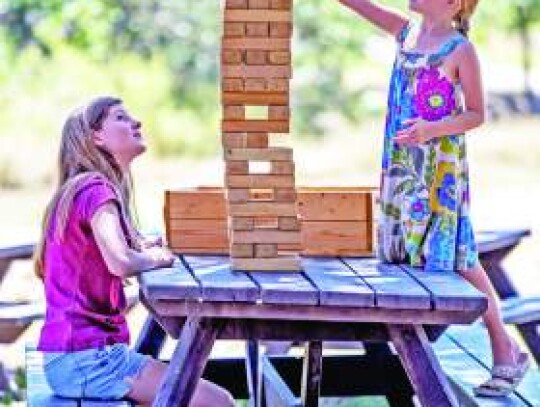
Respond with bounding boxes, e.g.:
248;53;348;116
138;255;488;407
476;229;540;363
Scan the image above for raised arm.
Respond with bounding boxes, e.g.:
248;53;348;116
338;0;408;38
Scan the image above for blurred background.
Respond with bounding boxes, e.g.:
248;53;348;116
0;0;539;405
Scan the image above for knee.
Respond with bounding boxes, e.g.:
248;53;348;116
192;386;235;407
217;388;235;407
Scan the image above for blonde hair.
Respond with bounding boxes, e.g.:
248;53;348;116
453;0;480;37
34;96;142;279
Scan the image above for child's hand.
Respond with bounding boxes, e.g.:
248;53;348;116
145;246;175;268
394;118;433;145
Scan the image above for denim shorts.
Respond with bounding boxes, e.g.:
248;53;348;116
43;344;150;400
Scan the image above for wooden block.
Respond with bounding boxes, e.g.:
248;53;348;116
266;78;289;92
222;50;244;65
245;22;269;37
227;188;251;203
255;216;278;228
250;189;274;200
222;92;289;105
231;216;255;230
170;247;229;255
231;256;302;271
223;105;245;120
270;22;292;38
270;0;292;9
232;229;301;244
271;161;294;175
298;191;371;221
222;64;291;79
222;38;290;50
255;244;278;258
231;244;254;257
225;10;292;23
274;188;297;202
225;147;293;161
229;201;297;216
222;78;244;92
268;105;290;120
244;78;267;92
246;132;269;148
222;120;288;133
226;0;248;8
227;174;295;188
278;216;300;231
268;51;291;65
222;132;246;148
248;0;270;8
166;191;225;219
226;160;249;175
224;22;246;37
222;132;269;148
245;50;267;65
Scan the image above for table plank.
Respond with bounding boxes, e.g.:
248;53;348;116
248;259;319;305
301;257;374;307
343;258;432;310
399;265;488;313
139;260;200;301
182;255;259;303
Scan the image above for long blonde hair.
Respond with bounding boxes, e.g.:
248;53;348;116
453;0;480;37
34;96;141;279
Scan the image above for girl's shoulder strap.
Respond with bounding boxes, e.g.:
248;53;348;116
430;32;467;61
396;21;413;46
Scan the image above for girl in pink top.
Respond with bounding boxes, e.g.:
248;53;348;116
35;96;235;407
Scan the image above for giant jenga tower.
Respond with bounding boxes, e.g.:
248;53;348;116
221;0;302;271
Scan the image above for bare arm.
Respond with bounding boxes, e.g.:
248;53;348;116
91;203;175;278
338;0;408;38
426;42;485;137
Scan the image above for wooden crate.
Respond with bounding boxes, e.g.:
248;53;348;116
165;186;377;257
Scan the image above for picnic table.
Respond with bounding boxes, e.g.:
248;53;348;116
138;255;487;407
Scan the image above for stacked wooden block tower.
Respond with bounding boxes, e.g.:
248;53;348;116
221;0;301;271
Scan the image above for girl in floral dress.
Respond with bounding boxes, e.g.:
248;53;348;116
337;0;530;397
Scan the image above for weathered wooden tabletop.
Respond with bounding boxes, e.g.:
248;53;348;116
139;256;487;407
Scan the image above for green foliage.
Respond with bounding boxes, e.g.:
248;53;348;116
0;0;538;155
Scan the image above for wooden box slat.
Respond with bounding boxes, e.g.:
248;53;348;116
165;187;377;256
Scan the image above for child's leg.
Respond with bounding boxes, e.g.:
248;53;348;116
126;358;236;407
458;262;520;365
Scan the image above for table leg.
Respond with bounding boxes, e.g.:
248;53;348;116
134;315;167;358
245;340;262;407
364;342;416;407
480;246;520;299
301;340;322;407
152;316;223;407
517;322;540;365
388;324;458;407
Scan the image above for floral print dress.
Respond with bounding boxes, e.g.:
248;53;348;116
377;23;479;272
